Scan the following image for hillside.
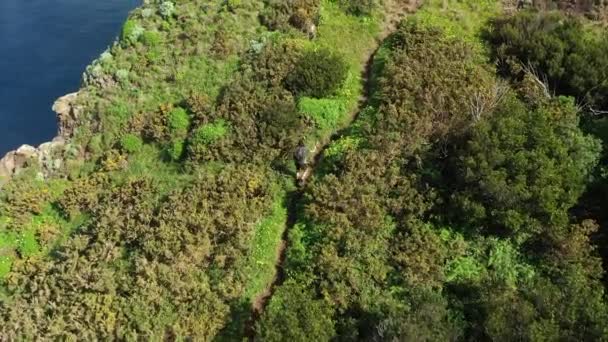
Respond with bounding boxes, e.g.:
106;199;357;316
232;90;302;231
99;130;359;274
1;0;608;340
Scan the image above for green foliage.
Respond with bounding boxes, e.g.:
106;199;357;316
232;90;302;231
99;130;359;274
414;0;500;49
167;107;190;138
242;190;287;300
167;139;185;161
337;0;376;16
5;0;608;340
257;281;335;341
261;0;320;32
120;134;143;154
87;134;104;155
16;229;39;258
159;1;175;19
370;19;496;155
287;48;348;98
485;11;608;109
451;96;601;242
324;136;362;159
121;19;144;45
140;30;162;47
0;255;11;279
1;166;276;339
298;97;344;132
192;120;228;146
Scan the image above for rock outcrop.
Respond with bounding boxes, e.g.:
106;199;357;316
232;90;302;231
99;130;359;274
52;92;82;138
0;138;67;184
0;92;82;187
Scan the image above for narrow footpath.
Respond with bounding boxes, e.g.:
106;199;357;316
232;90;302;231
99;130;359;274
246;2;419;339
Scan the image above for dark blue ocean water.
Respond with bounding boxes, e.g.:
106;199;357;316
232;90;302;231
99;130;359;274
0;0;139;155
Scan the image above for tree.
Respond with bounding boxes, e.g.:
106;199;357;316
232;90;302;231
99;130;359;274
257;281;335;342
451;95;601;242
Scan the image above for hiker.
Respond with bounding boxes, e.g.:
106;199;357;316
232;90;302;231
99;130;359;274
517;0;532;9
294;141;308;181
306;22;317;40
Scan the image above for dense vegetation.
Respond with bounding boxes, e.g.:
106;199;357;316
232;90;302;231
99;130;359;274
1;0;608;340
259;1;608;340
0;0;382;339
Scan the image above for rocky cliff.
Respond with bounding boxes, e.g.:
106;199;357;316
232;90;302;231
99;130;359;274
0;92;83;186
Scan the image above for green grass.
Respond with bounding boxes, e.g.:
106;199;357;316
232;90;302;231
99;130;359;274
242;188;288;301
0;227;17;279
299;97;346;134
0;203;87;279
117;144;195;195
414;0;500;54
297;0;381;145
240;1;386;297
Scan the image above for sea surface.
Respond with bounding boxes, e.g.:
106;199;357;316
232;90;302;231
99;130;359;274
0;0;139;155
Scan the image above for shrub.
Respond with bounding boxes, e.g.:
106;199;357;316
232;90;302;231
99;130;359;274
192;120;229;146
338;0;376;16
226;0;242;12
141;8;154;18
121;19;144;45
167;139;185;161
211;28;235;57
185;93;213;125
247;39;303;88
257;281;336;341
159;1;175;19
87;134;104;155
120;134;143;154
115;69;129;84
168;107;190;138
141;31;162;47
287;48;349;98
216;76;304;160
485;11;608;110
451;96;601;242
99;51;113;65
261;0;320;31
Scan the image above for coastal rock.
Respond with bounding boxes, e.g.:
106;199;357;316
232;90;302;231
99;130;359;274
52;92;82;138
0;138;67;187
0;144;39;182
38;137;66;175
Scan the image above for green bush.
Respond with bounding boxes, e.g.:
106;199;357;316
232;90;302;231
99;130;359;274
257;281;336;341
450;96;601;242
120;134;144;154
159;1;175;19
287;48;348;98
141;31;162;47
192;120;229;146
338;0;376;16
115;69;130;84
260;0;320;31
485;11;608;110
168;107;190;138
167;139;185;161
87;134;104;155
121;19;144;45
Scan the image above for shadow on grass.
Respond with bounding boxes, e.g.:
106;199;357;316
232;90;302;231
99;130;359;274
214;299;253;342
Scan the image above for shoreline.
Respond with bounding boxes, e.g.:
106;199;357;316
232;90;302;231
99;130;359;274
0;92;82;187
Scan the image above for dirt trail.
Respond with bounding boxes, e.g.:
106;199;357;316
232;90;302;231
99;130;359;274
245;1;419;339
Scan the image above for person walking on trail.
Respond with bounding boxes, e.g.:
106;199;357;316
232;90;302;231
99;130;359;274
294;141;308;181
517;0;531;9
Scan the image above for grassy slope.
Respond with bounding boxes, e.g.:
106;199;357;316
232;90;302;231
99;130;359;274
0;0;386;337
240;0;382;303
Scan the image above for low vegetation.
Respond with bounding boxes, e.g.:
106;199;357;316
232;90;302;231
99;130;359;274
1;0;608;340
258;1;608;340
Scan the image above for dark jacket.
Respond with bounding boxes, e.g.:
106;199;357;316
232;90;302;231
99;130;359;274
294;145;308;167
